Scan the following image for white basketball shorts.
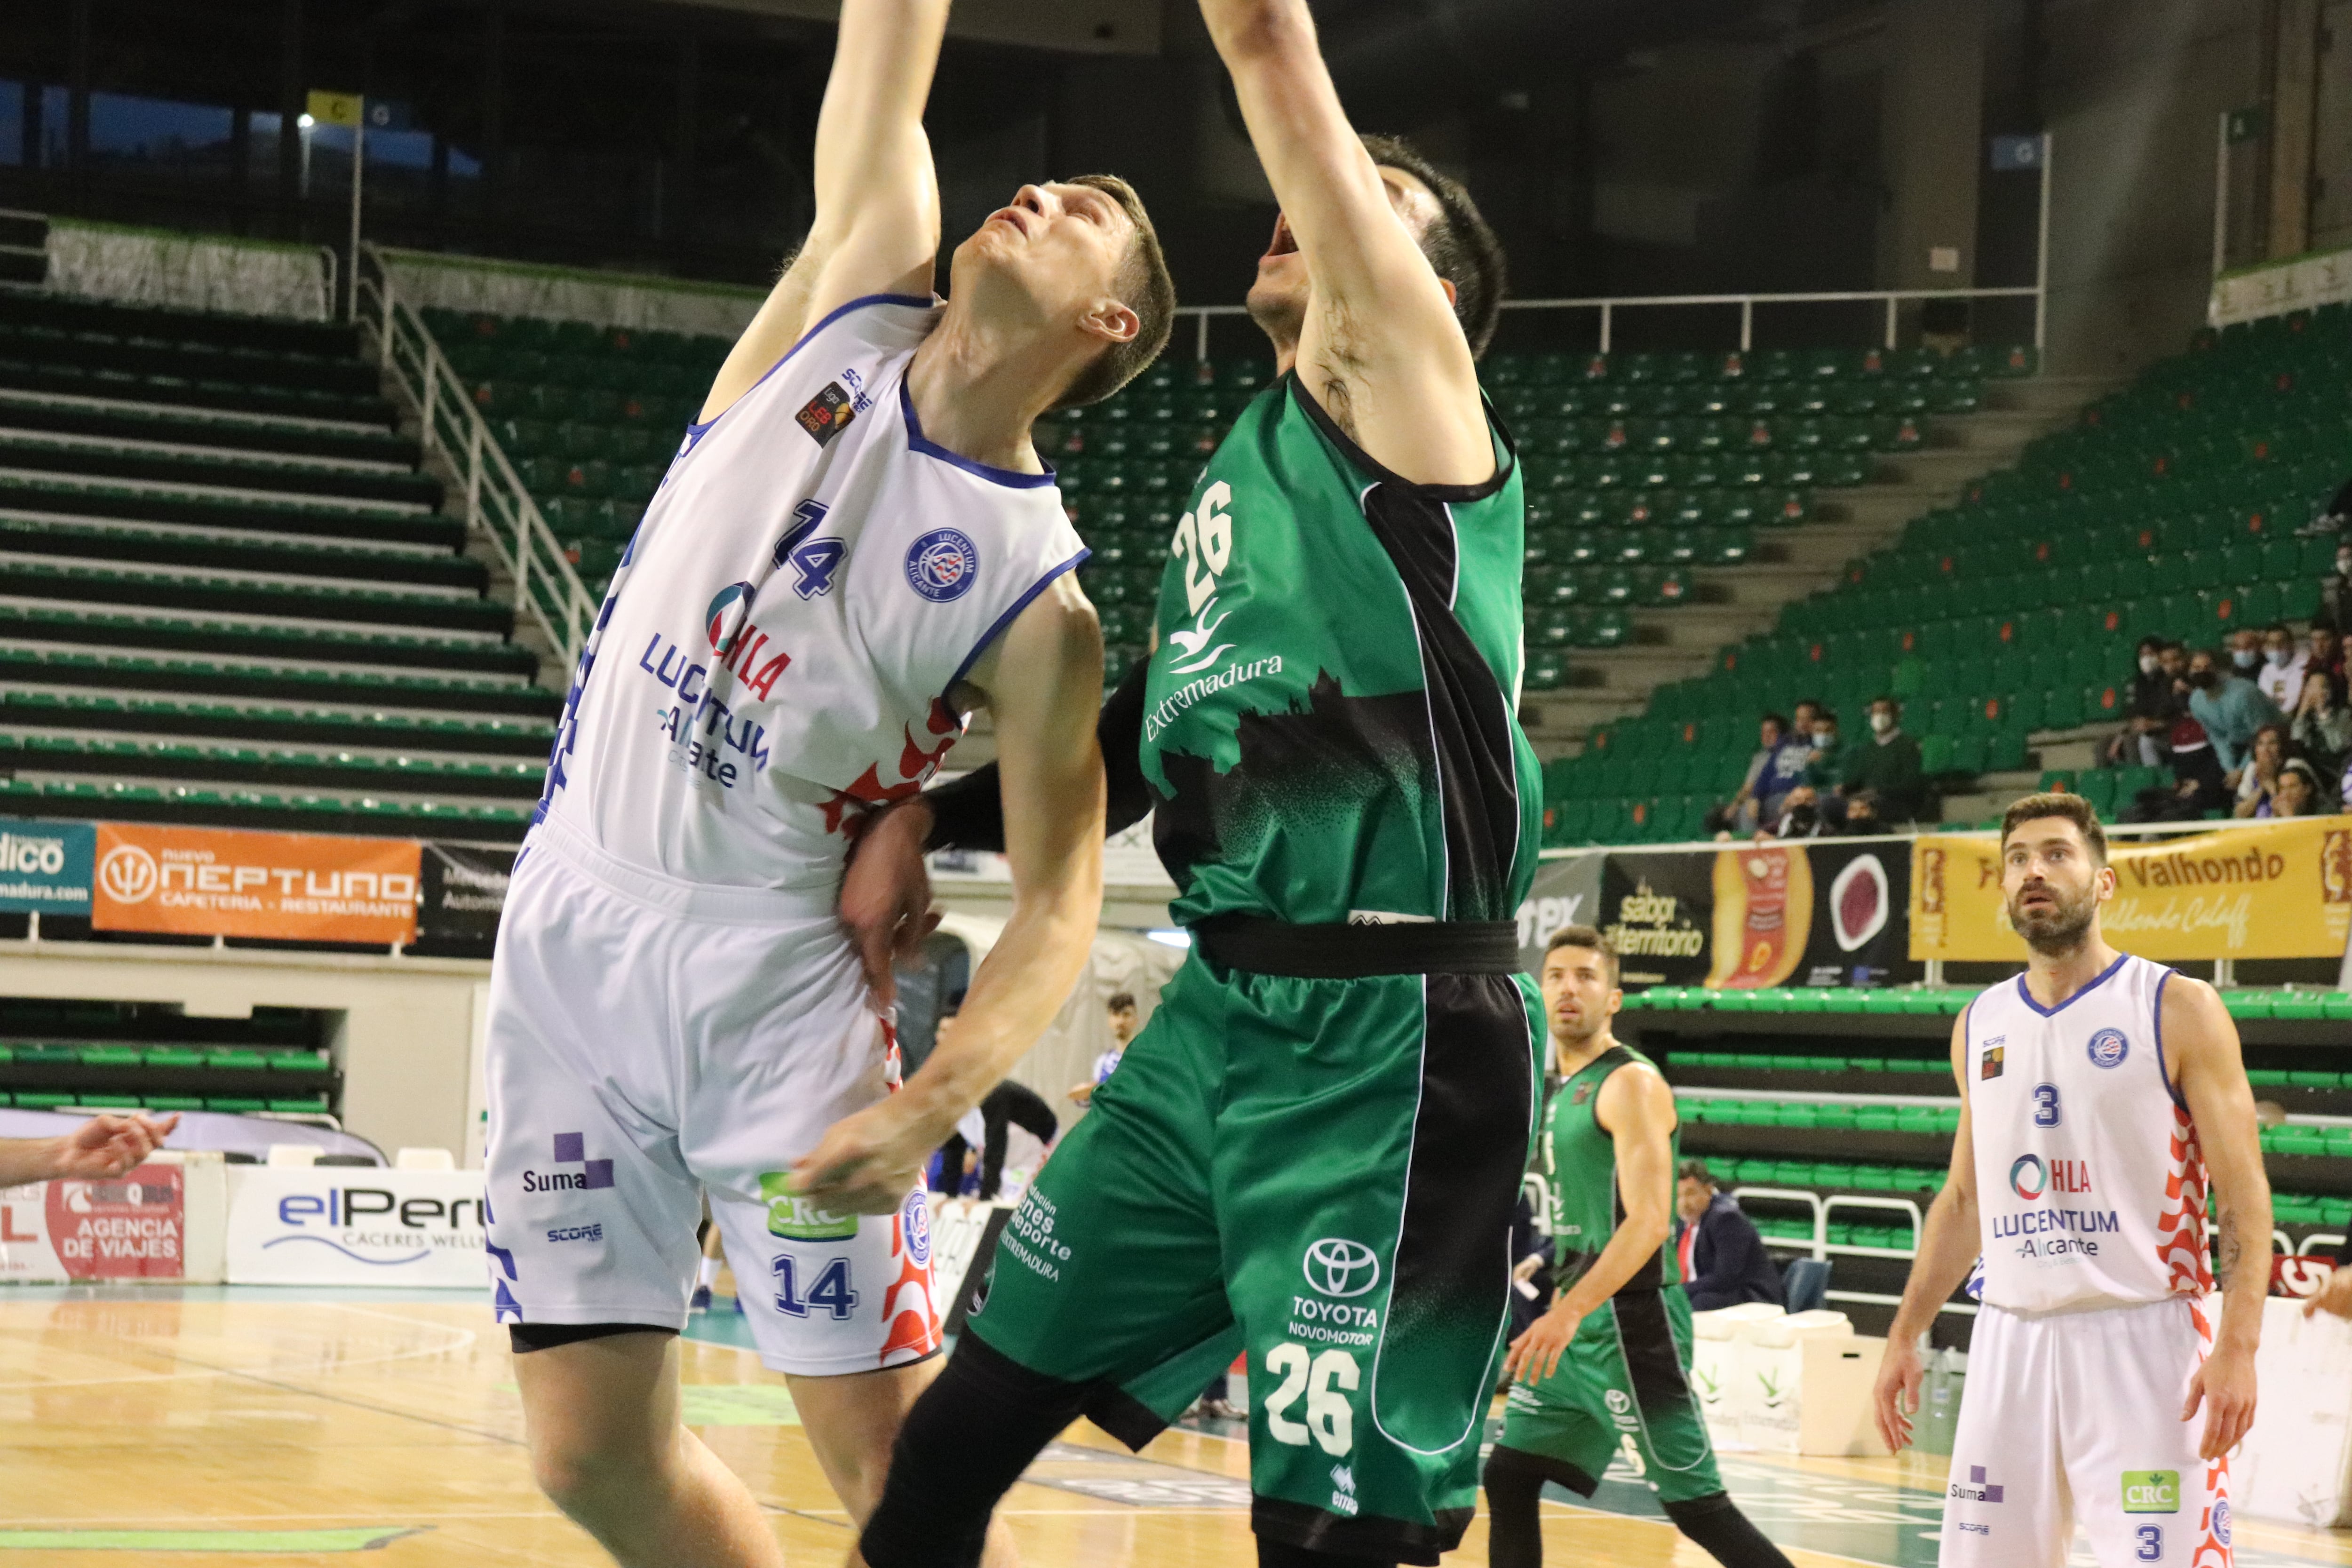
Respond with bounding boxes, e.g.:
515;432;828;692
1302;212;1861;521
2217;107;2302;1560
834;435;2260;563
481;820;942;1376
1943;1295;2230;1568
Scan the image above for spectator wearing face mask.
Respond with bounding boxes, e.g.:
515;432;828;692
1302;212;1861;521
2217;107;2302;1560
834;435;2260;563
2185;645;2280;776
2228;627;2266;683
2231;723;2289;818
1800;709;1842;789
2321;521;2352;634
2103;636;2182;767
1834;694;1927;824
2255;622;2308;710
2291;669;2352;782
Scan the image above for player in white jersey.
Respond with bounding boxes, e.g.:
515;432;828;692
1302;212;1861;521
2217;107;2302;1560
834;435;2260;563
1873;793;2272;1568
480;3;1177;1564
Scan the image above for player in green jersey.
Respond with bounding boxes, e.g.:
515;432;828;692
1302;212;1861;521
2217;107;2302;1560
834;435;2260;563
850;0;1533;1562
1486;927;1794;1568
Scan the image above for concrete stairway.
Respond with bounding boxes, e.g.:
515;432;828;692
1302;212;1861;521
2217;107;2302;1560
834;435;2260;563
1518;374;2120;757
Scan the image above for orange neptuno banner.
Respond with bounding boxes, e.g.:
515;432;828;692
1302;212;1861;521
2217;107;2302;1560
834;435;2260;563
92;823;421;944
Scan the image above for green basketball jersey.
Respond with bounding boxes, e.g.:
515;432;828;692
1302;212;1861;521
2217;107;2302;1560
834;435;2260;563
1542;1043;1683;1290
1138;373;1541;927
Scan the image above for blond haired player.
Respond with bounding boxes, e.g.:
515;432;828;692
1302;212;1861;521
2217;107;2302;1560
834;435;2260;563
1873;793;2270;1568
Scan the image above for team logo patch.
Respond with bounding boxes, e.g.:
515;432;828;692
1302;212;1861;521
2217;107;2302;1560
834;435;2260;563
1982;1041;2006;1080
2211;1499;2231;1545
905;528;980;602
706;580;756;653
900;1188;932;1267
2010;1154;2046;1200
2122;1470;2181;1514
795;382;857;446
1302;1237;1381;1299
2087;1027;2130;1069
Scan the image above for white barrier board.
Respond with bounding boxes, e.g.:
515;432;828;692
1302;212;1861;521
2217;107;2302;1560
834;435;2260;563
225;1166;487;1287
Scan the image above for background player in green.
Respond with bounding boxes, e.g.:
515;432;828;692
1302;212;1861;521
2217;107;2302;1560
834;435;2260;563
855;0;1534;1562
1486;927;1795;1568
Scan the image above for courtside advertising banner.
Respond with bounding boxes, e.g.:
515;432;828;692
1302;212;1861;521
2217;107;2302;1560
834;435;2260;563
1909;817;2352;962
0;818;94;914
0;1163;186;1282
92;822;421;944
417;842;514;948
1594;838;1920;989
223;1167;487;1287
1516;851;1606;973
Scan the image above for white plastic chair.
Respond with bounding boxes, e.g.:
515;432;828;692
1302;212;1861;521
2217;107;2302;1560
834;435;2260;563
394;1146;456;1171
266;1144;321;1168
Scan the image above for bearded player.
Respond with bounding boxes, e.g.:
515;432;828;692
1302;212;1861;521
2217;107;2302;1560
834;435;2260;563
1487;928;1794;1568
1873;794;2269;1568
479;1;1176;1563
848;0;1535;1563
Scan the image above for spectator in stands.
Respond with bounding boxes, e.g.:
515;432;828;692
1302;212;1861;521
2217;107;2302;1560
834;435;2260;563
2185;645;2280;776
0;1110;176;1187
1712;713;1790;837
1801;709;1842;790
2231;723;2289;818
2312;622;2347;687
2104;637;2181;767
1839;695;1927;824
2265;759;2324;817
1756;708;1818;820
2291;669;2352;783
2257;622;2308;711
1068;990;1138;1106
2228;627;2265;681
2125;716;2230;821
1674;1161;1783;1311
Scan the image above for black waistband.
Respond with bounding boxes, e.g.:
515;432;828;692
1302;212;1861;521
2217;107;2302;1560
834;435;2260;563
1192;914;1522;979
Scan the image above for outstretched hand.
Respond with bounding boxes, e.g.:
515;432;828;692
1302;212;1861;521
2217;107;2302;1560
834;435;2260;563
839;801;941;1009
2181;1342;2256;1460
1501;1298;1585;1385
787;1095;939;1217
53;1113;180;1180
1871;1334;1925;1453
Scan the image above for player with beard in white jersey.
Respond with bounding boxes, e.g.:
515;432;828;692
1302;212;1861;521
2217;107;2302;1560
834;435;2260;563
1872;793;2271;1568
477;3;1177;1566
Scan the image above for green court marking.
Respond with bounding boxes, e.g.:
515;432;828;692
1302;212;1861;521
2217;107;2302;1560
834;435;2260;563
0;1528;423;1552
497;1378;798;1427
681;1299;760;1353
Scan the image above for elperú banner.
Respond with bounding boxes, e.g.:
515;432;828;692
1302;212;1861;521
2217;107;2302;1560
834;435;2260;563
1909;818;2352;962
92;822;421;945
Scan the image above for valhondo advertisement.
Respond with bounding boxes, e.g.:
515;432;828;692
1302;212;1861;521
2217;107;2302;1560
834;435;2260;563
1909;817;2352;962
92;823;421;944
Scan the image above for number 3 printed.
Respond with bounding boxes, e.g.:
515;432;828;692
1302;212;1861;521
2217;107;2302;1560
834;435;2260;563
2135;1524;2163;1562
2032;1083;2061;1128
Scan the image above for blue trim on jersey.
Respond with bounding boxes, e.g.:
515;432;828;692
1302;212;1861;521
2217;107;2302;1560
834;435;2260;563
943;547;1091;697
898;376;1058;488
2151;968;2187;1109
683;292;937;438
2013;950;2131;1018
1960;998;1974;1086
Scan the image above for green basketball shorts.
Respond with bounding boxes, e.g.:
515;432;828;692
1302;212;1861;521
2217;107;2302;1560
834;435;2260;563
963;951;1542;1564
1497;1286;1724;1504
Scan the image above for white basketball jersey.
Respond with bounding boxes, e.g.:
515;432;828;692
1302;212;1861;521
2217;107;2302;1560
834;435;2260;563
1964;953;2213;1313
534;294;1088;893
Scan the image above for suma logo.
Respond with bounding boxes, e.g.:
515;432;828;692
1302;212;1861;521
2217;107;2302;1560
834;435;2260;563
904;529;979;603
1949;1465;2005;1504
2087;1027;2130;1069
521;1132;614;1194
1302;1238;1381;1299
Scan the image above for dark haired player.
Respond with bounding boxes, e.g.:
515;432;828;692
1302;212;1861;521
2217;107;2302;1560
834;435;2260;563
1873;794;2268;1568
1485;928;1792;1568
854;0;1536;1563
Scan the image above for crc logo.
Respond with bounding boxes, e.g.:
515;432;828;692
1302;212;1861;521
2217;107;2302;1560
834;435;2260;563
1302;1238;1381;1299
98;844;159;904
2010;1154;2046;1200
2087;1027;2130;1069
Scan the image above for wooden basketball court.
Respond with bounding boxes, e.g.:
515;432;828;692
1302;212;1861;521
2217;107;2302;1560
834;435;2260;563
3;1285;2347;1568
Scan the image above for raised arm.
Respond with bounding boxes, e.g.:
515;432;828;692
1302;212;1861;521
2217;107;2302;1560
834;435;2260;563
1197;0;1490;484
793;578;1105;1211
699;0;950;424
2168;976;2267;1459
1873;1012;1983;1450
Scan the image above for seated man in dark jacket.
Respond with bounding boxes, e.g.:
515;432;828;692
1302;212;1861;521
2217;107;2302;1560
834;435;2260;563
1674;1161;1783;1311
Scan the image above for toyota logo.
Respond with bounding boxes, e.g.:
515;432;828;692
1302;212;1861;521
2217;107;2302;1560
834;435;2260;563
1302;1238;1381;1299
98;844;159;905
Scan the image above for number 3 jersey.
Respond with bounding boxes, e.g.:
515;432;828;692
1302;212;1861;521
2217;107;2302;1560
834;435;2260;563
1963;952;2213;1314
535;295;1088;892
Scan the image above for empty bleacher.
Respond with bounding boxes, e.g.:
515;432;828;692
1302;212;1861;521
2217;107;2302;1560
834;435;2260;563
0;290;551;841
1542;304;2352;843
0;999;337;1117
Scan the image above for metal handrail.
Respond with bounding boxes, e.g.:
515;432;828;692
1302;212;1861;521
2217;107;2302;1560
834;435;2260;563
353;243;598;673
